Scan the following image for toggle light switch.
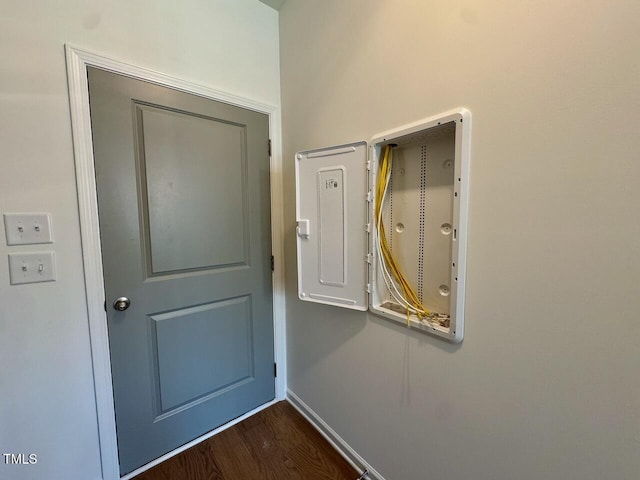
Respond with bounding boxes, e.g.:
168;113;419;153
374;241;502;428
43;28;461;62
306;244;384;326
8;252;56;285
3;213;53;245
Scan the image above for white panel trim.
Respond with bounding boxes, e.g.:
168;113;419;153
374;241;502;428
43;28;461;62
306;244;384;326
287;390;385;480
65;44;286;479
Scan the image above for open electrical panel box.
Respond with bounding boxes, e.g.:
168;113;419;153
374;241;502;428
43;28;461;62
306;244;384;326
295;109;471;342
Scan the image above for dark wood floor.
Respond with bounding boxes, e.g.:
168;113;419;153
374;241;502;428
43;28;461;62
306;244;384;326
134;401;359;480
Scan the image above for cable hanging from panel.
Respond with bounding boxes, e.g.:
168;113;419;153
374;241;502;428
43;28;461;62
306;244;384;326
374;144;434;325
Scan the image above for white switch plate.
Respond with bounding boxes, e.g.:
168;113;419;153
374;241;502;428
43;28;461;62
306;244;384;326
3;213;53;245
8;252;56;285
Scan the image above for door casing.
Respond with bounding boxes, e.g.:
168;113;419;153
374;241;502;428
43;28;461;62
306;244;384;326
65;44;287;480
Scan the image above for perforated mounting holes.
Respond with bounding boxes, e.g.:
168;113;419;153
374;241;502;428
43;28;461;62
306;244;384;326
418;144;428;299
386;156;394;299
389;165;394;251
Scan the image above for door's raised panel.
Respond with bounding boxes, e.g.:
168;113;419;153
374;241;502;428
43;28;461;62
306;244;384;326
150;295;254;415
136;104;249;275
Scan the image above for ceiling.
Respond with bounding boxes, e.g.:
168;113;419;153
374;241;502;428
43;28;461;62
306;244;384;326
259;0;286;11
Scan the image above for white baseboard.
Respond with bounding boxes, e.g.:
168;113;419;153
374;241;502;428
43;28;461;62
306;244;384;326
286;389;385;480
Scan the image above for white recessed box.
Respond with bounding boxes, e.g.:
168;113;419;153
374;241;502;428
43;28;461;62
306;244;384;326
295;109;471;342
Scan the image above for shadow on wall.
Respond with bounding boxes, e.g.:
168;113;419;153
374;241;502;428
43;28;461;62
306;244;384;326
283;207;369;376
287;292;368;378
367;312;462;408
367;311;463;355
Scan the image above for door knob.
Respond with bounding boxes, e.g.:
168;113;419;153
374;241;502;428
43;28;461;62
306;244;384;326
113;296;131;311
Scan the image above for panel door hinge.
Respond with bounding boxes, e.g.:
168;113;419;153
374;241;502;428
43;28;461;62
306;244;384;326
274;363;277;377
366;283;372;293
268;139;272;157
271;255;275;272
366;190;373;202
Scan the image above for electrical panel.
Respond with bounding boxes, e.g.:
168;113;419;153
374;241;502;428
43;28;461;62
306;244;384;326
296;109;471;342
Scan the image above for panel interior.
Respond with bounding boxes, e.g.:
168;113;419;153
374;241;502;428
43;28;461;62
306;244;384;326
372;122;456;331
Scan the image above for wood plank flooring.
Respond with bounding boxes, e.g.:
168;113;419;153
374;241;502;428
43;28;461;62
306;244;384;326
134;401;359;480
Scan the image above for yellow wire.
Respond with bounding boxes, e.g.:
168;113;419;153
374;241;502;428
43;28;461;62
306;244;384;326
376;145;431;324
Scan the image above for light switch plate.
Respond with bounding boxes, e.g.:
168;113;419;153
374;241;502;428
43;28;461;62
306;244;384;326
8;252;57;285
4;213;53;245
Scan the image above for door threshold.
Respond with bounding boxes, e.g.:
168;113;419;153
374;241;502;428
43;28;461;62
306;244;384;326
121;398;277;479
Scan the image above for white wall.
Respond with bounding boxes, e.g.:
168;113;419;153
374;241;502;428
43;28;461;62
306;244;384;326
280;1;640;479
0;1;280;479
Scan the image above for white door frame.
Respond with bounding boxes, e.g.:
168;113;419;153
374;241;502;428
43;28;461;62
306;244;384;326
65;44;287;480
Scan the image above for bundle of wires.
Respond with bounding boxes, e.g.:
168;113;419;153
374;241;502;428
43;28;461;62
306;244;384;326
375;145;432;325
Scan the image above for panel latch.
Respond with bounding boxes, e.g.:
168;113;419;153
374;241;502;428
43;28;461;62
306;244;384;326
297;219;310;238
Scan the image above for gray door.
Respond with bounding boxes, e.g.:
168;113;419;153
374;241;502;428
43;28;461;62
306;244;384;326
87;67;275;475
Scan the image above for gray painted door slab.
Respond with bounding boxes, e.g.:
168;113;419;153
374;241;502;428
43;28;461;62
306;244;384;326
87;67;274;474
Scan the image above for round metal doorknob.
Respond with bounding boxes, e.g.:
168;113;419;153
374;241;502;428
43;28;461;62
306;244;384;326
113;297;131;311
